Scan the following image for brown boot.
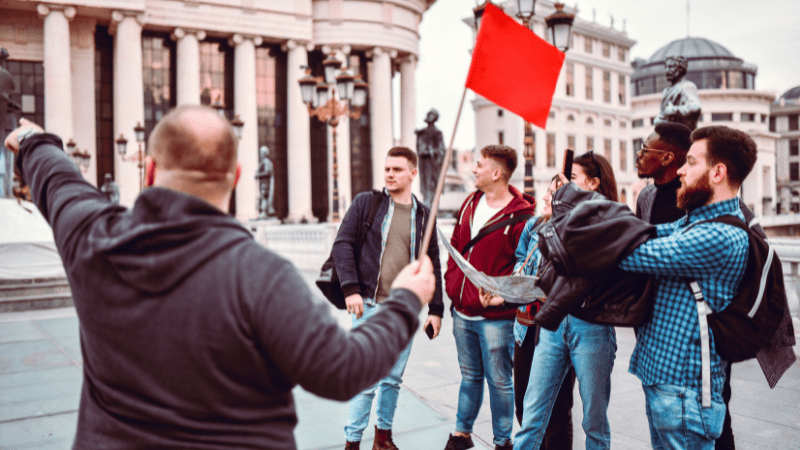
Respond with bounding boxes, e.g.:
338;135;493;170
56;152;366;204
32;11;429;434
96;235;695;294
372;426;399;450
345;441;360;450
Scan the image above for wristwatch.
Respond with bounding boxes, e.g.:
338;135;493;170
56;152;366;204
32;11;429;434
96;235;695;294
17;127;42;146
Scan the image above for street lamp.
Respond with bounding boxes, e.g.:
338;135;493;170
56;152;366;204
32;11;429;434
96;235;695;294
65;138;90;172
230;115;244;140
297;55;368;221
115;122;147;192
545;3;576;52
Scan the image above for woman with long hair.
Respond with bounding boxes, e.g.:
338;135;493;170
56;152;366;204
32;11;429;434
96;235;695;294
512;151;619;450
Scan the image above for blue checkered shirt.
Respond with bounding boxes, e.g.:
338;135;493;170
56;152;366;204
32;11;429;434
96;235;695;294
619;198;748;402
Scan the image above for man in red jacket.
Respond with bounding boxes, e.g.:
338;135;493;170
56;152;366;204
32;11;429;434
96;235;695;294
443;145;535;450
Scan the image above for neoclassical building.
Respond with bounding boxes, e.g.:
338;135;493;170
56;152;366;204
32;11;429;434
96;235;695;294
630;37;778;217
771;86;800;213
471;1;638;212
1;0;436;222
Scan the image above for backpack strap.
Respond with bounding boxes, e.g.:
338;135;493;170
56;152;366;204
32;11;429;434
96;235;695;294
685;279;713;408
462;213;534;255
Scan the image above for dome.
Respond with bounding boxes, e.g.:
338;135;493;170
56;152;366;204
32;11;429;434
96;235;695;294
779;85;800;102
646;37;738;65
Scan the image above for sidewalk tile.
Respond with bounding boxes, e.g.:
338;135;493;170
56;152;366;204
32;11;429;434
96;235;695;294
0;321;47;344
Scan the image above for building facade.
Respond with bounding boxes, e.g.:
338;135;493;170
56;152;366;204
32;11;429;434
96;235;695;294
771;86;800;214
1;0;436;222
630;37;778;217
471;1;638;212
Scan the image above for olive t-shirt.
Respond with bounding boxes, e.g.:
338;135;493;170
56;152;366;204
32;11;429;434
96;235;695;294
376;202;412;302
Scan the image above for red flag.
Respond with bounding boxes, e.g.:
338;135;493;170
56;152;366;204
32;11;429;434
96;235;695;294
465;4;565;129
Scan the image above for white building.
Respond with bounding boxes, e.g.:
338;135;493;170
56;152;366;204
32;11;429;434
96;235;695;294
771;86;800;214
630;37;778;217
470;1;637;212
1;0;436;223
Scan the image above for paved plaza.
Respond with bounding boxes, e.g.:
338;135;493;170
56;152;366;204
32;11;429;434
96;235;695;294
1;269;799;449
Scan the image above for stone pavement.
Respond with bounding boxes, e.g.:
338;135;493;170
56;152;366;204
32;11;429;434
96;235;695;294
1;270;799;449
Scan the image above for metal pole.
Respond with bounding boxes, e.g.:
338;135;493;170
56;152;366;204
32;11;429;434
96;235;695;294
419;86;468;258
330;118;340;221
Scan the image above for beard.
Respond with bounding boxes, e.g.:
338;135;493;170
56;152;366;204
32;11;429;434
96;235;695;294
677;171;713;211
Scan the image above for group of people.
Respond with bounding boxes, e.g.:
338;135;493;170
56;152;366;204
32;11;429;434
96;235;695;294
2;105;785;450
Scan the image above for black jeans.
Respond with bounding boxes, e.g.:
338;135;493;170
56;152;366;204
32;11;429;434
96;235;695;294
514;325;576;450
715;363;735;449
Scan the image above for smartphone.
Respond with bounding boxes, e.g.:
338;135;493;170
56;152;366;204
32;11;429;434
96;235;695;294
563;149;574;180
425;323;435;340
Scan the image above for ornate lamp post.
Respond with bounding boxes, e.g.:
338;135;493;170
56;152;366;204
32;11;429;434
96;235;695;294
66;138;91;172
115;122;147;192
297;53;368;221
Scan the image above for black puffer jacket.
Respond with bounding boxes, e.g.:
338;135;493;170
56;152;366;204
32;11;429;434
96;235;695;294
535;183;657;331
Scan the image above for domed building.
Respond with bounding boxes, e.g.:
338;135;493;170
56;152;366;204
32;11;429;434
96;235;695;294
771;85;800;213
630;36;777;217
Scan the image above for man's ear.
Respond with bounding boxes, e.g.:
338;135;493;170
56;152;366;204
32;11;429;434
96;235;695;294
234;163;241;188
145;156;156;187
710;163;727;185
661;152;675;167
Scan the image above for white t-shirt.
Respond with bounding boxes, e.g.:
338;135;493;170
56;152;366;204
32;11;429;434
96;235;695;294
471;195;502;239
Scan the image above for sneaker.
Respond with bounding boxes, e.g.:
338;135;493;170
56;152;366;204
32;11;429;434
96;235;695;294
444;434;474;450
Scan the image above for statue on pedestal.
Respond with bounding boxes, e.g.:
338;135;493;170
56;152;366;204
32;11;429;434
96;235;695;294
654;56;702;131
100;173;120;204
255;145;275;220
415;109;445;207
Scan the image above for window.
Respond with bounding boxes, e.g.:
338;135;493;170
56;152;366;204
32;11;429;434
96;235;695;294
587;136;594;152
584;36;593;53
632;119;644;128
603;71;611;103
745;73;755;89
602;41;610;58
94;26;115;188
790;114;799;131
728;71;744;89
587;117;594;125
566;62;574;97
604;138;612;161
791;162;799;182
498;131;504;145
619;141;627;171
567;134;575;150
633;138;643;159
761;114;767;123
567;114;575;122
791;139;799;157
549;111;556;119
711;113;733;122
604;118;612;127
547;133;556;167
770;116;776;132
741;113;756;122
650;117;656;125
143;34;175;139
199;40;233;116
618;47;626;62
619;121;627;128
6;60;44;127
498;109;504;117
618;74;626;105
525;128;535;166
585;67;593;100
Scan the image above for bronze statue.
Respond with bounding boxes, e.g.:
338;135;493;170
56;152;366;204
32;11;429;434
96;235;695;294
415;109;445;207
255;145;275;219
654;56;701;131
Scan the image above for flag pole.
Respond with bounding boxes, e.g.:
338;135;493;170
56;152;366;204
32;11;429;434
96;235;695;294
418;86;468;260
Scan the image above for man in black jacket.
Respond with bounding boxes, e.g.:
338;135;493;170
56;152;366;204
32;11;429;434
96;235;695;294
4;107;435;450
333;146;443;450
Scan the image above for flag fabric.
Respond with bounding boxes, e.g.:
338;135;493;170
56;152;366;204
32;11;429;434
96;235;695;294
465;4;565;129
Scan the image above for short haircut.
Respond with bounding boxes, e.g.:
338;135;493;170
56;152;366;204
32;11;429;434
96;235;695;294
148;105;237;174
573;151;619;202
691;126;757;188
387;146;418;168
480;144;518;180
654;121;692;166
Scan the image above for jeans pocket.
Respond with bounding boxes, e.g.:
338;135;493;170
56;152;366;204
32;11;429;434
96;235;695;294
647;385;685;433
696;397;726;440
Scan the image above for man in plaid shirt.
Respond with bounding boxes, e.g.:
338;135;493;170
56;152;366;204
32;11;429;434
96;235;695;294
619;126;758;449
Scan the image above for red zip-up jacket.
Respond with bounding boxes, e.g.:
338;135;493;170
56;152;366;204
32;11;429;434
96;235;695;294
445;186;536;319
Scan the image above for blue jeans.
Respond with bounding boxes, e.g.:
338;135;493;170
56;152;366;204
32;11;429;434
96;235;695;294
452;313;514;446
643;384;726;450
514;316;616;450
345;302;414;442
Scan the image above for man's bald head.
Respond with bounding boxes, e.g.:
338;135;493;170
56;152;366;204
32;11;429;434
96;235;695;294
148;105;237;175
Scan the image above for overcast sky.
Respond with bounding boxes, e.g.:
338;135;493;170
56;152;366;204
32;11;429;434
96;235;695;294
405;0;800;151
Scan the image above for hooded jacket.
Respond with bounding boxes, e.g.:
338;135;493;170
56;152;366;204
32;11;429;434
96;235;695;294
535;183;656;330
16;134;422;449
444;186;535;319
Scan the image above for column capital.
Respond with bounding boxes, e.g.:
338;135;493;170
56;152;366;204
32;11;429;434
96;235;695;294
37;4;76;20
399;54;418;65
111;10;146;26
229;34;263;47
172;28;206;42
281;39;297;52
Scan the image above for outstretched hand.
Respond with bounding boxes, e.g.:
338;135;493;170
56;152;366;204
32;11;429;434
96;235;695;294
4;118;44;154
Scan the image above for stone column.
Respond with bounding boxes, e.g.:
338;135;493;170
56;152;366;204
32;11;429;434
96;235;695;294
399;55;421;198
285;40;313;222
38;4;75;140
112;11;145;207
173;28;204;105
333;47;352;214
232;34;260;221
370;47;393;190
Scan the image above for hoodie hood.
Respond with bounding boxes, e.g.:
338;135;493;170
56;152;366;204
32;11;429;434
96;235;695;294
85;188;252;294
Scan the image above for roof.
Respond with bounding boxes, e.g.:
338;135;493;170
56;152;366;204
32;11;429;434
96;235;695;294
779;85;800;102
646;37;739;64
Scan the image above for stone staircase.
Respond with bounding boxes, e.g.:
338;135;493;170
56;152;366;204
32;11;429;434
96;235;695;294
0;277;73;312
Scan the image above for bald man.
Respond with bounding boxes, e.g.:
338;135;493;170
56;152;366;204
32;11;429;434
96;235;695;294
5;106;435;450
